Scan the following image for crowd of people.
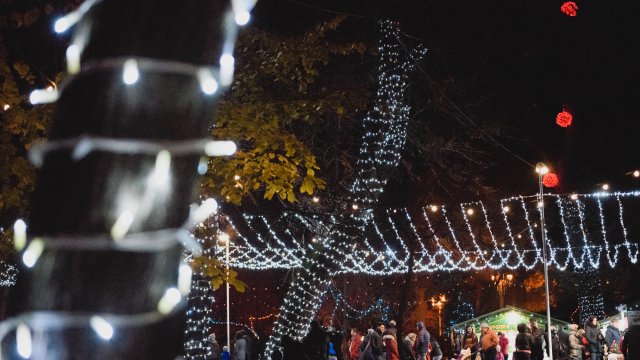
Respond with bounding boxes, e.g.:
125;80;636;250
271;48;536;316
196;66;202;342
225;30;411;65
450;316;640;360
207;315;640;360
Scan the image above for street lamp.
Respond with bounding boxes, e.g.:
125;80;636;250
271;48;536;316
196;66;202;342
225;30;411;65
535;162;553;359
430;295;447;336
219;231;231;350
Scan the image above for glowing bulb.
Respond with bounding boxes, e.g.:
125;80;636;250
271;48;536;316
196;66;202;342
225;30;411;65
467;208;474;216
111;210;134;240
204;140;237;156
122;59;139;85
517;234;522;239
311;237;317;243
157;287;182;314
234;175;241;180
634;170;640;178
150;150;171;186
46;85;54;92
22;238;44;268
570;194;578;200
312;197;319;203
234;10;251;25
219;53;235;86
198;69;218;95
90;316;114;340
178;263;193;295
54;16;72;33
535;162;549;175
537;201;544;208
13;219;27;251
430;205;438;212
29;89;59;104
602;184;609;191
219;232;230;243
352;204;359;210
503;206;510;213
3;104;9;111
192;198;218;222
16;324;32;358
66;44;81;74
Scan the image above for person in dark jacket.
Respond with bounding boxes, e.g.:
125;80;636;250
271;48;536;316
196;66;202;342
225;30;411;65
622;324;640;360
401;333;417;360
415;322;430;360
304;320;329;360
529;318;544;360
360;329;377;360
514;323;535;360
372;323;385;360
556;327;570;360
584;316;603;360
604;319;622;350
430;339;442;360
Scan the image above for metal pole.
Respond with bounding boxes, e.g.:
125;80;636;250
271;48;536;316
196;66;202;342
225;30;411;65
538;171;553;359
226;238;231;350
438;308;442;336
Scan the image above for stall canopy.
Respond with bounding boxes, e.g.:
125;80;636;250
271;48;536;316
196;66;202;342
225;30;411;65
451;306;570;353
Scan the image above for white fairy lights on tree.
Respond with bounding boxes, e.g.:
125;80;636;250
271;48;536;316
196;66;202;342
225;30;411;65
350;20;427;223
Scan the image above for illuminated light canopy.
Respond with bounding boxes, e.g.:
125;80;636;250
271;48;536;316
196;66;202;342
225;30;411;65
560;1;579;17
543;173;559;188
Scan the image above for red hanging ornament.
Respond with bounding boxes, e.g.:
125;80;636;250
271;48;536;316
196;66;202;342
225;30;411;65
560;2;579;16
556;110;573;127
543;173;559;188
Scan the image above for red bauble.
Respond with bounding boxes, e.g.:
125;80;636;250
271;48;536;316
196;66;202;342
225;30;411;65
543;173;559;188
556;110;573;127
560;2;578;16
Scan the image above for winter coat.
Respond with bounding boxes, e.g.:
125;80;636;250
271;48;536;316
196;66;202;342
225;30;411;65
360;335;376;360
463;333;479;352
499;335;509;354
584;325;602;354
568;331;582;359
430;340;442;357
604;325;621;348
210;339;221;359
416;323;430;355
384;335;400;360
371;331;384;356
350;336;363;359
401;339;416;360
622;325;640;360
481;329;499;351
515;332;534;351
234;338;247;360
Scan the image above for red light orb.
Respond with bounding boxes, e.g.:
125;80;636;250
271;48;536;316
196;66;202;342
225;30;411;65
556;110;573;127
543;173;559;188
561;2;579;17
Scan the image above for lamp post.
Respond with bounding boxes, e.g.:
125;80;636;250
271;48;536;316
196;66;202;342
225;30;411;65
535;162;553;359
430;295;447;336
219;231;231;350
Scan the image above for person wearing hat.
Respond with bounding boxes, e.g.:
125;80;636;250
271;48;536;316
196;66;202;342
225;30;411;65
480;323;499;360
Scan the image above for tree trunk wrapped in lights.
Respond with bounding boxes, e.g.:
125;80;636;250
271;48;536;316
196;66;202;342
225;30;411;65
1;0;254;358
263;20;427;358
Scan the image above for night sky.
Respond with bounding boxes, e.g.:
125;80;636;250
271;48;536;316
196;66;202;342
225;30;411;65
251;0;639;196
